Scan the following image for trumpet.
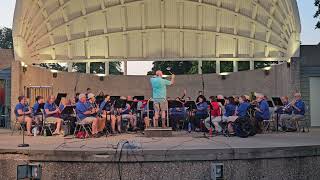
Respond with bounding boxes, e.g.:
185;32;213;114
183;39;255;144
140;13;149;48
282;100;295;111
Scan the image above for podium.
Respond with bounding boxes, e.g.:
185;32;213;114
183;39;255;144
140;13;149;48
144;127;173;137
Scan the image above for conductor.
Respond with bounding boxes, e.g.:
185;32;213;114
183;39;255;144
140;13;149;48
150;70;175;128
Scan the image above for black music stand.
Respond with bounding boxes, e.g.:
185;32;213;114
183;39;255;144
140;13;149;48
184;101;197;111
95;96;104;106
55;93;67;106
60;106;76;136
184;101;197;132
110;96;120;104
272;97;283;107
267;100;275;108
18;113;29;148
168;100;184;130
133;96;145;101
272;97;283;132
61;106;75;115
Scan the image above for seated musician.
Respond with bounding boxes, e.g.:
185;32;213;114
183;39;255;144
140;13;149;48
194;95;209;131
254;93;270;133
59;97;67;118
44;95;63;135
75;93;99;137
236;96;250;118
212;97;236;133
289;93;305;130
32;96;44;124
121;96;137;131
14;96;33;136
169;98;186;130
100;95;117;133
277;96;293;131
86;93;105;135
204;96;221;131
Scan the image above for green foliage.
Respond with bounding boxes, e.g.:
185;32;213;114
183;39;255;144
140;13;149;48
147;61;199;75
315;0;320;29
238;61;250;71
0;27;13;49
254;61;278;69
40;63;67;71
220;61;233;73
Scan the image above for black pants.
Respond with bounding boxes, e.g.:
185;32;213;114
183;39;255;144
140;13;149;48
194;114;208;129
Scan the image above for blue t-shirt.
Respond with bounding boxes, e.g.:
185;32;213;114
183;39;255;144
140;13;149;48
44;102;57;117
76;102;90;120
256;100;270;120
224;104;236;117
150;77;171;102
99;100;111;112
237;102;250;118
59;104;65;112
196;102;209;115
293;100;305;115
32;102;40;115
14;103;28;117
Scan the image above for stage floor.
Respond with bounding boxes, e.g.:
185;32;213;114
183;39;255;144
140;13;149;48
1;128;320;162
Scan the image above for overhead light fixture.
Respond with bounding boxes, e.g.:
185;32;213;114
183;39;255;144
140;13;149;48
22;64;28;73
95;74;106;77
219;72;230;80
263;66;271;76
50;70;58;78
50;69;58;73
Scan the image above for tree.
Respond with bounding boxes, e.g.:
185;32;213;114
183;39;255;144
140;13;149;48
0;27;13;49
147;60;254;75
315;0;320;29
147;61;198;75
40;62;122;75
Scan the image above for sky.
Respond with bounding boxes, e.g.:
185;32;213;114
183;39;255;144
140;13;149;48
0;0;319;74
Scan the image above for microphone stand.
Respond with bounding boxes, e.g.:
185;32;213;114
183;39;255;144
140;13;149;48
18;111;29;147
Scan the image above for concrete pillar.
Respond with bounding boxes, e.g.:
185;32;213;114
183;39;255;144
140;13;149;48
86;62;90;74
123;60;127;75
216;60;220;74
105;61;109;75
198;60;202;74
67;63;73;72
233;61;238;72
250;60;254;70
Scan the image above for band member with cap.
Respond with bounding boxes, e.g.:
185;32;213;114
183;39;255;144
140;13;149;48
290;93;305;130
150;70;175;128
76;93;100;137
14;96;33;136
87;93;105;134
44;95;63;135
277;96;293;130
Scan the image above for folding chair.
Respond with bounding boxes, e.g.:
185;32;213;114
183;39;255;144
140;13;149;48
11;115;25;136
73;110;92;138
262;119;276;133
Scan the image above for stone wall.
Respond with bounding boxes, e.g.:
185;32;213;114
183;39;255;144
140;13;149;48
1;154;319;180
